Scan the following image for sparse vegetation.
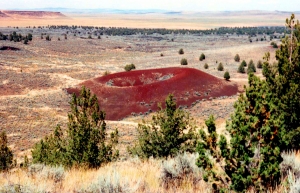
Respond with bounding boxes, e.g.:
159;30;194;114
0;132;13;171
204;63;209;69
180;58;188;65
238;63;245;73
257;60;263;68
124;63;136;71
199;53;205;61
224;71;230;80
178;48;184;55
234;54;240;62
217;62;224;71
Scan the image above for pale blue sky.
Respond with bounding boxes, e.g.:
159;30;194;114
1;0;299;11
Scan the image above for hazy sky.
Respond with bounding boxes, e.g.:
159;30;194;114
1;0;299;11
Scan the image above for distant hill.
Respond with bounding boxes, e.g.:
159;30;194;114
0;10;66;19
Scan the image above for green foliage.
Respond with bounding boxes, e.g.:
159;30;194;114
204;63;209;69
0;132;13;171
180;58;188;65
241;60;247;67
271;41;278;48
247;59;256;74
217;62;224;71
46;35;51;41
124;64;136;71
196;14;300;192
178;48;184;55
196;116;230;191
238;63;245;73
224;71;230;80
234;54;240;62
257;60;263;68
199;53;206;61
129;94;197;159
32;86;119;168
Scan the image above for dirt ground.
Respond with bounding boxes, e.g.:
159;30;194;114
0;17;280;160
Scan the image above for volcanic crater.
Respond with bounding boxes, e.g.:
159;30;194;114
67;67;239;120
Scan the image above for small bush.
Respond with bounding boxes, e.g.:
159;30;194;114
160;153;202;190
204;63;209;69
224;71;230;80
88;35;92;39
257;60;263;68
280;151;300;179
217;63;224;71
160;53;164;57
241;60;247;67
77;170;130;193
178;48;184;55
181;58;188;65
247;59;256;74
234;54;240;62
271;41;278;48
45;35;51;41
98;35;101;39
58;37;60;41
124;64;136;71
199;53;205;61
238;63;245;73
103;70;111;76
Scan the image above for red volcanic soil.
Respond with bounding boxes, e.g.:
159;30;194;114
67;67;238;120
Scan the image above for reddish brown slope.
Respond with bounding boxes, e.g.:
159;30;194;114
1;11;66;19
67;67;238;120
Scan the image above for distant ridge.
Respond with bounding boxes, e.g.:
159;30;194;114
0;10;67;19
0;11;9;18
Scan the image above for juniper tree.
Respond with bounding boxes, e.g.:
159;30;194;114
247;59;256;74
196;14;300;192
0;132;13;171
234;54;240;62
129;94;197;159
32;86;119;168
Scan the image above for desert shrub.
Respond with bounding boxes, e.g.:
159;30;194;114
65;34;67;40
178;48;184;55
124;64;136;71
241;60;247;67
88;34;92;39
77;170;130;193
160;153;202;190
45;35;51;41
103;70;111;76
32;86;119;168
128;94;197;159
160;53;164;57
98;35;101;39
199;53;205;61
204;63;209;69
238;63;245;73
217;62;224;71
286;171;300;193
28;164;65;183
247;59;256;74
0;132;13;171
234;54;240;62
224;71;230;80
271;41;278;48
23;38;28;44
58;37;60;41
257;60;263;68
180;58;188;65
280;151;300;179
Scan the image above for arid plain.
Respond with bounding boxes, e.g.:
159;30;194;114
0;11;283;160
